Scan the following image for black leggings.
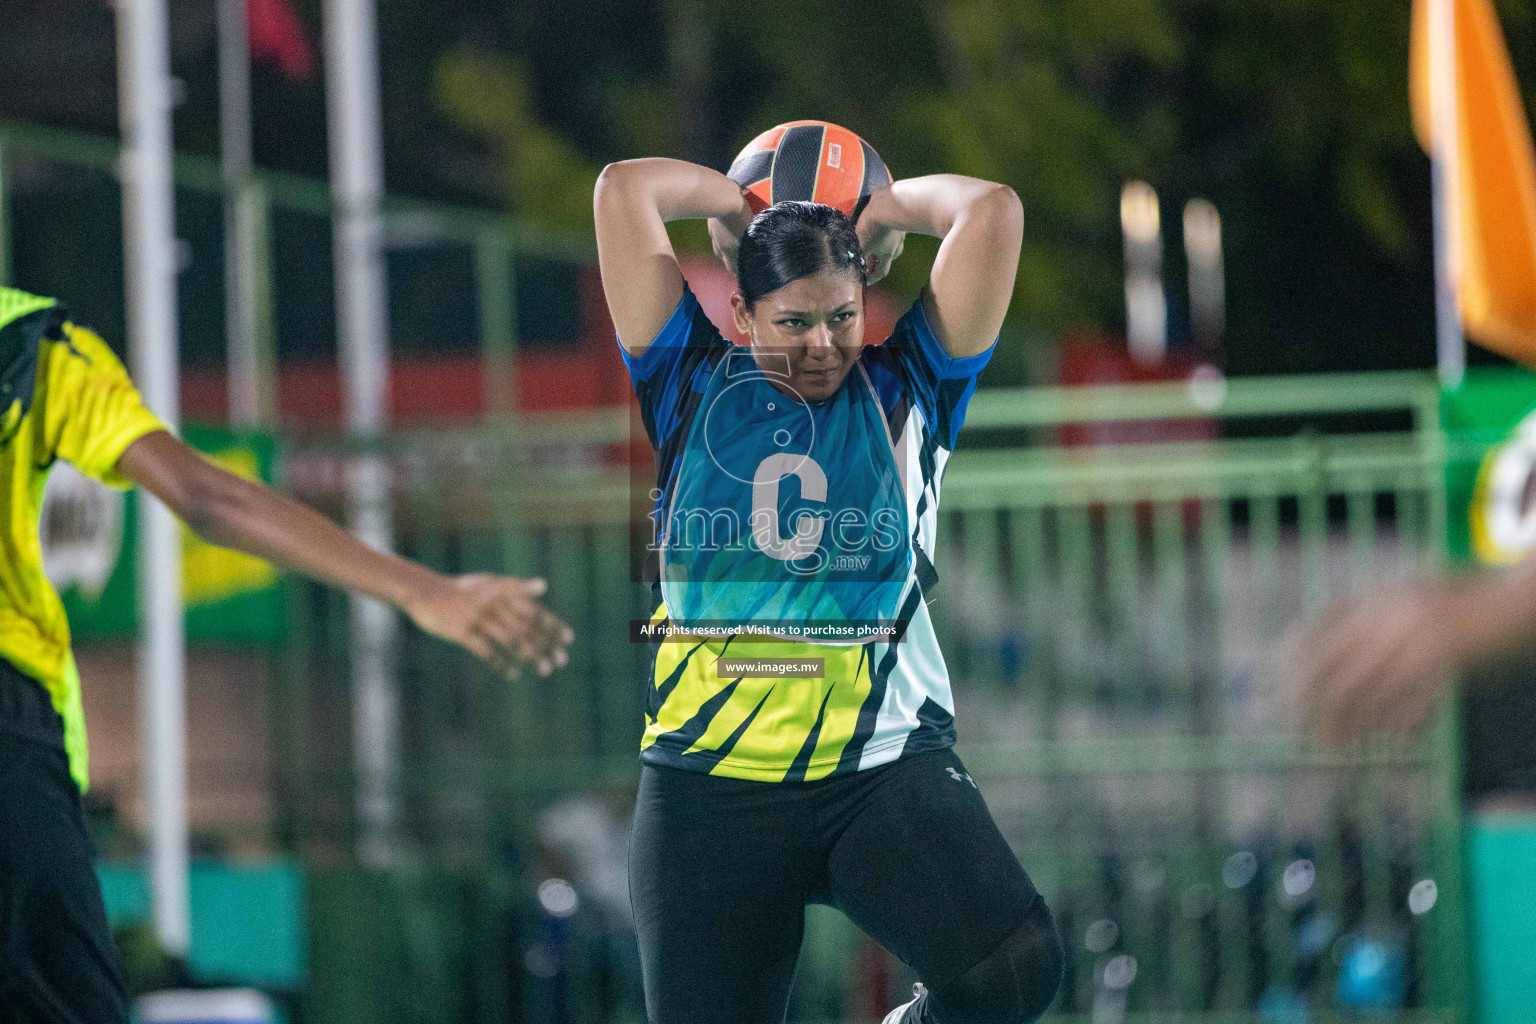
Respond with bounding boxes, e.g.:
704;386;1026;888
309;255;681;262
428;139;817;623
0;661;130;1024
629;748;1062;1024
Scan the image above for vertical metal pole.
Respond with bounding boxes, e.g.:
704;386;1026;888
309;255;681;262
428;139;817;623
1121;181;1167;364
218;0;267;427
324;0;398;868
247;178;278;423
117;0;189;954
1183;197;1225;363
476;231;517;420
0;139;10;287
1430;0;1466;389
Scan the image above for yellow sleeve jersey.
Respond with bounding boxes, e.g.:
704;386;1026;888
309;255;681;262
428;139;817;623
0;288;167;790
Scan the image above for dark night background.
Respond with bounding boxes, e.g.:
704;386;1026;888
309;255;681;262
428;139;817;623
4;0;1535;381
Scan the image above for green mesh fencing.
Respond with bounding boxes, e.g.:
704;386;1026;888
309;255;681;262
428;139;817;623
0;119;593;402
0;120;1474;1024
265;373;1471;1024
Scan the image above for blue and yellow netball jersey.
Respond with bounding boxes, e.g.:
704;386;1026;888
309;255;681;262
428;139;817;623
622;286;992;781
0;289;167;790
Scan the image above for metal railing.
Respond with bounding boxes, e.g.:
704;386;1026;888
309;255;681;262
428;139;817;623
2;118;1468;1024
266;372;1470;1023
0;119;595;420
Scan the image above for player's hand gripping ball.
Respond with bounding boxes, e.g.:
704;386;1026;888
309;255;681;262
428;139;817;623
710;121;898;283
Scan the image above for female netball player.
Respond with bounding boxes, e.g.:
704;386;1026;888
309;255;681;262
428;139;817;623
0;287;569;1022
594;152;1062;1023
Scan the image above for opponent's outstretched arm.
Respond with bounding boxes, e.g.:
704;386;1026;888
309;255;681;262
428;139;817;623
117;430;571;678
857;175;1023;359
594;158;754;356
1298;561;1536;744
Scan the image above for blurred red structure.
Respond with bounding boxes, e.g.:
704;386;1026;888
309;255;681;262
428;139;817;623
181;257;902;429
1056;333;1218;447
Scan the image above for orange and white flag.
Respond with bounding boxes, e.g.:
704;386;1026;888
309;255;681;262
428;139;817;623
1412;0;1536;361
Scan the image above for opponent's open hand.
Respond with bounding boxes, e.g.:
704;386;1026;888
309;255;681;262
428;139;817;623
1295;582;1471;746
404;574;573;680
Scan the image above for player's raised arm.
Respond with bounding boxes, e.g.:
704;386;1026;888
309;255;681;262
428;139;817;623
115;430;571;679
857;174;1024;358
593;157;754;356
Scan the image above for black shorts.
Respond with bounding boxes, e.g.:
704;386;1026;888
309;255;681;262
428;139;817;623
629;747;1045;1024
0;659;130;1024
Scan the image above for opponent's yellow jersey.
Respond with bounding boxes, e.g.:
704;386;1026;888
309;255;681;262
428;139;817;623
0;288;166;790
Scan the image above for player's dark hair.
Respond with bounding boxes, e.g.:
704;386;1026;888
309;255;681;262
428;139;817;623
736;201;867;307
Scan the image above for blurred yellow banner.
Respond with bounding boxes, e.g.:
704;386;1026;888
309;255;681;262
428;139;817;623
181;445;279;606
1411;0;1536;361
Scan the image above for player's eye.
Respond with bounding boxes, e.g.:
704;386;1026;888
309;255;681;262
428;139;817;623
831;311;854;324
777;318;805;328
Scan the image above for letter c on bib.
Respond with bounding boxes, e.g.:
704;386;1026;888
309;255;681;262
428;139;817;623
752;453;827;561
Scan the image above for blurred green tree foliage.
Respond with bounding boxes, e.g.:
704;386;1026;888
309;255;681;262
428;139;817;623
438;0;1536;373
435;49;601;227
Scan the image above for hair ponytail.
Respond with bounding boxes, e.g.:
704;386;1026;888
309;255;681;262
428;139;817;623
736;201;866;306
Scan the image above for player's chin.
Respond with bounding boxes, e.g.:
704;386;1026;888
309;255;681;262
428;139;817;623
796;367;848;401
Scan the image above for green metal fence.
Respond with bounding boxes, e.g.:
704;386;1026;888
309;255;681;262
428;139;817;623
0;119;595;417
267;372;1471;1023
0;120;1472;1023
936;423;1465;1018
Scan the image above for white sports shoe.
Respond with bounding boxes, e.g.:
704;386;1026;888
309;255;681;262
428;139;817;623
881;983;927;1024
